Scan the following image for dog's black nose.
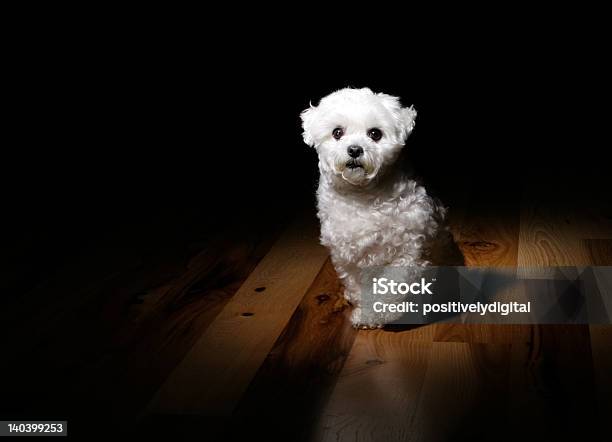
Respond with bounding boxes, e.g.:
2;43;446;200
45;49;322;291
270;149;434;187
347;145;363;158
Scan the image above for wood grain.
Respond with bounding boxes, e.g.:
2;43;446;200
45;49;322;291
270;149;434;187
310;331;433;442
435;183;527;344
408;342;511;442
518;203;591;266
434;323;529;344
518;176;593;267
456;221;519;267
507;325;599;441
584;239;612;441
313;339;511;442
0;223;277;426
229;259;357;441
453;185;519;268
149;216;328;416
589;324;612;441
510;180;600;440
5;170;610;439
76;235;275;422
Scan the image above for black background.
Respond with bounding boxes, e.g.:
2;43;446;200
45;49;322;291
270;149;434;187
5;41;606;241
4;40;607;298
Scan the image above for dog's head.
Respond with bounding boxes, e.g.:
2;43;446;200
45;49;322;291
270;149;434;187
301;87;416;186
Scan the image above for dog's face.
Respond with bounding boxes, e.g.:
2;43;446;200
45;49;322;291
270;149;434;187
301;88;416;186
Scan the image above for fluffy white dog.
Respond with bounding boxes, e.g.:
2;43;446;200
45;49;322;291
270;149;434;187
301;87;447;328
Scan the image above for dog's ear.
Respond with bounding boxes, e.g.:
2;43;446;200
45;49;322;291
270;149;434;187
400;105;417;141
376;92;417;142
300;104;318;147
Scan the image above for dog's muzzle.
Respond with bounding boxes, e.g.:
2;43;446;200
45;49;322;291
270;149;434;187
346;145;365;169
346;159;364;169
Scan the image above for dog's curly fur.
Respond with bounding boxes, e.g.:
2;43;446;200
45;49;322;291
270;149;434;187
301;87;447;328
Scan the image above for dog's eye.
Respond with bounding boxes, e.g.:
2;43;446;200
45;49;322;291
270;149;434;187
367;128;383;141
332;127;344;140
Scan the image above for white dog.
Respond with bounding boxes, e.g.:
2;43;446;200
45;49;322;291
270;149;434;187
301;87;447;328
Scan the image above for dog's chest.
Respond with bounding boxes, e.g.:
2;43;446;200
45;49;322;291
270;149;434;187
319;200;385;237
315;177;437;268
317;193;417;255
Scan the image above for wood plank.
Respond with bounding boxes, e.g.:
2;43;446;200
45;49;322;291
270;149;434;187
0;221;278;427
518;204;591;266
307;320;437;440
149;215;328;416
231;258;436;441
522;172;612;240
313;339;511;442
509;178;600;440
455;205;519;267
518;175;593;267
451;180;519;268
507;324;599;441
228;258;357;441
74;234;275;423
585;239;612;266
589;324;612;441
434;323;528;344
408;342;511;442
309;331;434;442
586;239;612;317
584;239;612;441
435;183;528;344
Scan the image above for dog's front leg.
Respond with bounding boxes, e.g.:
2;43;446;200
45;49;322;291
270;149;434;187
338;271;384;329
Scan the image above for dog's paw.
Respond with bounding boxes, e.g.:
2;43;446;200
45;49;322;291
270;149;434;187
350;307;384;330
353;323;385;330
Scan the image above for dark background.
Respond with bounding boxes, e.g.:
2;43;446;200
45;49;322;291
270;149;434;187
4;44;607;278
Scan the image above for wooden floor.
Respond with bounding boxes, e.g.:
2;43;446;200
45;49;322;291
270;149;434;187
1;171;611;441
